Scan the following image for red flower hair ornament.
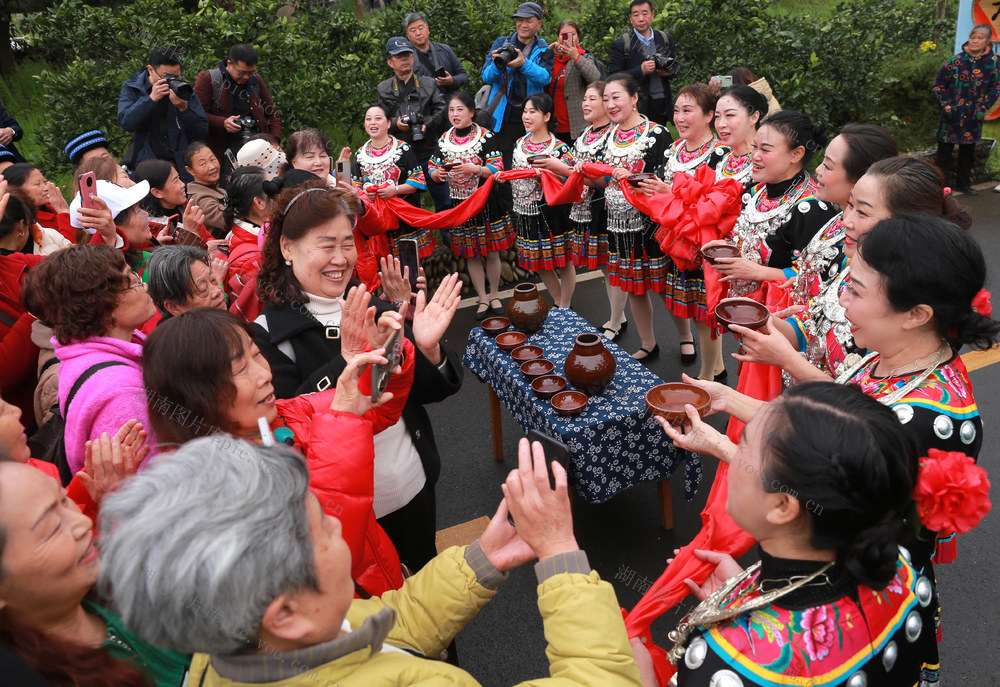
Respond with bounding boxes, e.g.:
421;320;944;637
972;288;992;318
913;449;991;535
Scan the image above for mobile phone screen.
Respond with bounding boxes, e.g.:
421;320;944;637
397;238;419;291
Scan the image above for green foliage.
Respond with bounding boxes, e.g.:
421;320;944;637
877;47;948;152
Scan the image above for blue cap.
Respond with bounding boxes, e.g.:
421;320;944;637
64;129;110;163
386;36;414;56
0;145;15;163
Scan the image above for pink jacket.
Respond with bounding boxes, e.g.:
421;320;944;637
54;333;156;475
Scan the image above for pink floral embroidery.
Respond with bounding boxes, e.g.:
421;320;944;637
801;606;836;661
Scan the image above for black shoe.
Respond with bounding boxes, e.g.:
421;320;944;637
474;302;490;321
679;338;697;365
601;319;629;342
714;369;729;383
632;343;660;362
958;185;979;195
489;298;504;314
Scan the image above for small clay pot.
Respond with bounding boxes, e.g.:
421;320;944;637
506;282;550;334
700;243;741;265
563;333;616;396
481;316;511;337
714;298;770;333
627;172;657;187
551;390;588;416
511;344;544;363
645;383;712;425
496;331;527;351
532;374;567;399
520;358;555;380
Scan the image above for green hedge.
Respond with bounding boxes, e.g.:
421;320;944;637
25;0;942;171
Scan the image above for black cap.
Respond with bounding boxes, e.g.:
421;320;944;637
386;36;415;56
512;2;543;18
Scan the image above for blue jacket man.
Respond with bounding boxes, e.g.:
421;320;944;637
480;2;552;164
117;47;208;181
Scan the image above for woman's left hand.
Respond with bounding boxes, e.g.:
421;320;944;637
629;637;658;687
412;272;462;362
78;420;149;504
339;284;373;364
610;167;630;182
713;256;766;281
638;176;670;196
379;255;413;304
730;317;796;367
376;185;399;199
656;406;735;464
209;256;228;284
330;349;397;415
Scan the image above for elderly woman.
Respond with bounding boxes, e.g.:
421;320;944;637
98;436;641;686
638;382;936;686
134;159;210;245
546;21;605;143
0;458;189;686
22;244;158;475
143;305;414;596
147;245;227;317
933;23;1000;195
253;180;463;573
0;163;71;255
1;162;75;242
280;128;350;186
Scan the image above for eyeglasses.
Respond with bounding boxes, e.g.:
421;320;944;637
125;268;145;291
232;66;256;78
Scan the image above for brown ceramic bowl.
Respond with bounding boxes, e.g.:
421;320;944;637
481;316;511;337
442;161;461;171
496;331;527;351
551;390;588;416
700;243;741;265
526;154;551;164
627;172;657;187
645;383;712;425
714;298;770;333
511;344;544;363
532;374;567;399
520;358;555;380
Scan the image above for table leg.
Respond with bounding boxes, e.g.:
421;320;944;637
488;387;504;462
657;478;674;531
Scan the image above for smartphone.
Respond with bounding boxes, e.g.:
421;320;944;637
335;159;351;185
434;66;448;79
561;31;572;43
166;214;181;237
225;148;239;169
370;329;402;403
78;171;97;211
526;429;571;477
397;238;419;292
714;75;733;89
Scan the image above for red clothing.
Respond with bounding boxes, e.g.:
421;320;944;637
548;48;584;133
273;337;415;596
0;253;44;424
28;460;100;528
35;206;76;242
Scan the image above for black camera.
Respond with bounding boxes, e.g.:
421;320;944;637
652;53;678;73
401;111;424;142
163;74;193;101
235;115;260;142
493;42;519;70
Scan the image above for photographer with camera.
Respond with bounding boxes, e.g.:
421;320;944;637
481;2;553;168
195;44;282;180
377;37;448;210
608;0;680;129
117;46;208;183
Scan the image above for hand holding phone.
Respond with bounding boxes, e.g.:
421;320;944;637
397;238;420;292
78;172;97;211
335;159;351;185
370;329;402;404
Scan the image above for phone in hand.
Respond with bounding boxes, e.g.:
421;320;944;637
78;171;97;211
335;159;351;185
434;66;448;79
166;214;180;237
713;75;733;89
507;430;572;527
561;31;573;44
397;238;420;292
370;328;402;404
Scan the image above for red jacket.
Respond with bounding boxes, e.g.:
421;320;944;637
272;337;415;596
35;206;76;242
0;253;43;424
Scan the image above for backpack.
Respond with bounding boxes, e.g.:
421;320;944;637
209;68;260;113
26;361;127;486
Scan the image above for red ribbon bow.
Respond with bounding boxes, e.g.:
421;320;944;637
972;288;992;318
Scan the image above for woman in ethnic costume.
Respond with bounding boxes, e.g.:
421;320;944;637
643;83;727;378
712;86;765;191
641;382;939;687
707;110;838;302
603;73;672;360
352;104;432;260
430;91;512;319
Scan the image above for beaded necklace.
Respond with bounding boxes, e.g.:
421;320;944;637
717;150;753;183
663;136;717;184
356;137;405;186
570;123;611;223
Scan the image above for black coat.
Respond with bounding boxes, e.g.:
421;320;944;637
252;298;463;484
607;29;680;123
376;73;447;159
0;101;26;162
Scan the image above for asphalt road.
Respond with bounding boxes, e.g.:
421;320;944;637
427;183;1000;686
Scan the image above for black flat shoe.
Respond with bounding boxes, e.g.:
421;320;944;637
679;338;697;365
489;298;504;314
958;185;979;195
632;343;660;362
601;319;629;342
474;302;490;321
714;369;728;383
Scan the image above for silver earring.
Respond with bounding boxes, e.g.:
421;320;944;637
285;259;291;266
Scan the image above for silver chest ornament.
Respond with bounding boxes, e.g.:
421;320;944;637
790;210;840;305
715;150;753;184
357;138;406;187
440;125;489;201
569;125;610;224
804;264;856;377
662;138;716;186
604;120;661;234
511;137;558;217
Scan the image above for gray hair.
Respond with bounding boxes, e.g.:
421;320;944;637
146;245;210;316
971;23;993;38
404;12;427;29
97;437;319;655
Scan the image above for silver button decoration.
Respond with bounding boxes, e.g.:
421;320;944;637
709;670;744;687
960;420;977;444
933;414;954;440
916;577;933;607
846;670;868;687
798;202;811;213
882;640;898;671
905;610;923;642
899;545;911;563
893;404;914;424
685;637;708;670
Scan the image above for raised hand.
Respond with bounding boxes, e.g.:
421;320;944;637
656;404;735;464
77;420;149;504
182;199;205;238
329;348;395;415
379;255;412;304
339;284;373;363
412;272;461;361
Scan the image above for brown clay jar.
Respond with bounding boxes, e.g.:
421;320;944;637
563;332;617;396
506;282;550;334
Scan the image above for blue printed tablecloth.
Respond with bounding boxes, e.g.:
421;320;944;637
462;307;702;504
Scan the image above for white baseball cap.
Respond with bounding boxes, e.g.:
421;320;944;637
237;139;286;180
69;179;150;231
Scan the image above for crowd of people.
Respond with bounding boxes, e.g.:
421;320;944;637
0;3;995;686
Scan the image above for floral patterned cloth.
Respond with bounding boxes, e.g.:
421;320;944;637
463;307;702;503
933;43;1000;144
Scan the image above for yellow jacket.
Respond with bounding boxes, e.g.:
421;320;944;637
187;542;642;686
